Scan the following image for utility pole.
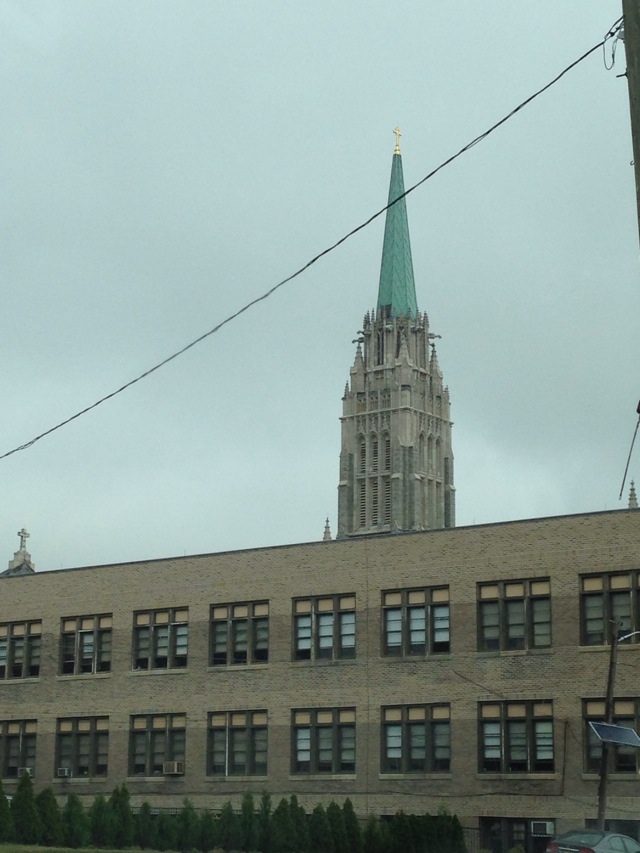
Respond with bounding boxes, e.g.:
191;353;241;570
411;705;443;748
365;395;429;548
623;0;640;243
596;630;619;830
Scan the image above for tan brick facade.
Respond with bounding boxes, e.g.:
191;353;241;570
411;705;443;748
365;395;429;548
1;509;640;842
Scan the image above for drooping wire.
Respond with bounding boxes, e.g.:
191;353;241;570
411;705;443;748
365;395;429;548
619;403;640;500
0;33;618;463
603;16;625;70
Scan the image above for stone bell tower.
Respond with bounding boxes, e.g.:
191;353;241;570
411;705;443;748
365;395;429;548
337;130;454;538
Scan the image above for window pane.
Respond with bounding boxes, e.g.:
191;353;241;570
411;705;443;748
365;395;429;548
408;607;426;654
534;720;554;771
317;727;333;771
611;591;632;636
11;637;24;677
507;721;527;771
230;728;247;774
254;618;269;662
295;616;312;660
27;636;41;676
583;594;604;645
408;723;426;771
531;598;551;647
154;626;169;668
384;609;402;654
295;728;311;771
385;724;402;772
253;727;268;775
506;601;525;650
132;732;147;775
150;731;165;773
174;624;188;665
317;613;334;659
480;602;500;651
210;729;226;774
79;632;94;673
433;605;450;652
339;725;355;772
482;721;502;771
97;631;112;672
433;722;451;770
135;627;150;669
212;622;228;665
232;620;248;664
339;612;356;657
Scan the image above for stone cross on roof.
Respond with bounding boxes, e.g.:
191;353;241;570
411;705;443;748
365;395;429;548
17;528;30;550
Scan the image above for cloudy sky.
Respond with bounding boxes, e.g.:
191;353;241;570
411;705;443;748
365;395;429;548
1;1;638;571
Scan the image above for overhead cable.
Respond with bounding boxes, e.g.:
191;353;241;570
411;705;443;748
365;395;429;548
0;31;619;462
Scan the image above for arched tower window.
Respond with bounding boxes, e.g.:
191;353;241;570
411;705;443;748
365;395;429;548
383;478;391;525
418;434;425;472
376;329;385;365
371;436;379;473
358;437;366;475
371;478;379;526
383;434;391;471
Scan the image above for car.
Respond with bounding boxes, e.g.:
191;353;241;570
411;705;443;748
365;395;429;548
546;830;640;853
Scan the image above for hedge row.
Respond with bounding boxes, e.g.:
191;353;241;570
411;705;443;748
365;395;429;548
0;772;466;853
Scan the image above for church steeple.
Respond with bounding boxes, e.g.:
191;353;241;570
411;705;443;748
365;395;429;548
337;132;454;539
376;127;418;320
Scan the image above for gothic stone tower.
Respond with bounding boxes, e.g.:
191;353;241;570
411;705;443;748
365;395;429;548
337;133;454;538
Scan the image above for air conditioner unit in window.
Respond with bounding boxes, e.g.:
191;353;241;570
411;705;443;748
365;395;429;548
57;767;71;778
162;760;184;776
17;767;33;778
531;821;555;837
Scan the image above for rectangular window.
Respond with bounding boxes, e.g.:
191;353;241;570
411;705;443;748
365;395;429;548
0;720;37;778
580;573;640;646
56;717;108;777
381;705;450;773
133;609;188;670
479;701;554;773
129;714;185;776
0;621;41;679
583;699;640;773
382;588;449;656
292;708;355;774
478;580;551;651
293;595;356;661
207;710;267;776
210;602;269;666
60;615;112;675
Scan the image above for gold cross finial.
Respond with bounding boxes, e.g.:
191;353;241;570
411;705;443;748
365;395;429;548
393;126;402;154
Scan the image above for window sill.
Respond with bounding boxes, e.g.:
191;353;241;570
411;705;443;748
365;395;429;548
290;657;358;666
130;667;190;675
57;672;111;680
476;772;557;779
381;653;452;661
127;775;185;782
289;773;356;779
205;774;269;781
207;662;269;671
0;676;40;683
475;648;552;658
578;644;640;652
379;772;452;779
52;775;107;783
581;772;638;780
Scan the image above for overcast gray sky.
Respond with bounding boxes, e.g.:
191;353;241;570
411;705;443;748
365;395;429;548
2;1;638;571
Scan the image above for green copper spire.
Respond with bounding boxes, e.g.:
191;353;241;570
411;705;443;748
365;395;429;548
376;129;418;319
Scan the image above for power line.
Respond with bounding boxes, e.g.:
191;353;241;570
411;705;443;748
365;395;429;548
0;31;620;463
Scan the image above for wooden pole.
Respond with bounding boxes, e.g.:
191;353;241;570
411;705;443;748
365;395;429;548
622;0;640;247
